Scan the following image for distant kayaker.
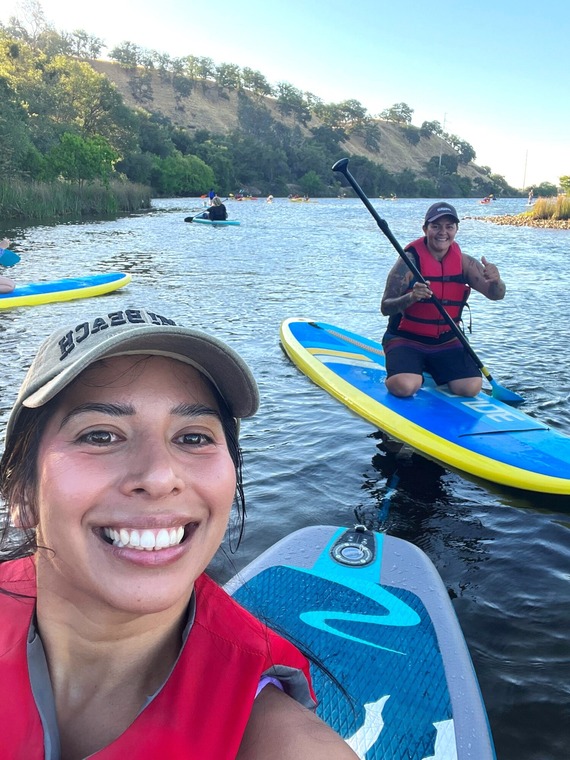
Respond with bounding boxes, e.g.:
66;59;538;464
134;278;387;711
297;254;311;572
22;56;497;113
380;202;506;398
207;188;216;203
207;196;228;221
0;308;358;760
0;238;16;293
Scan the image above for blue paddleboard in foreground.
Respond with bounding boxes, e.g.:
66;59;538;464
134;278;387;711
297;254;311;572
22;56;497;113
226;525;495;759
0;272;131;310
280;318;570;494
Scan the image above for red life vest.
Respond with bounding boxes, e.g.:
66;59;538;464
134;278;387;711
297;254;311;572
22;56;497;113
0;558;315;760
396;237;470;338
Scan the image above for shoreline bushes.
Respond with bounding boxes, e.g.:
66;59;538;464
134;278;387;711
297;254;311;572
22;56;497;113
0;178;151;220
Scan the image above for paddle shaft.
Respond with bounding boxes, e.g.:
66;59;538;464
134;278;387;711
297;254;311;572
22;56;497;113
332;158;498;384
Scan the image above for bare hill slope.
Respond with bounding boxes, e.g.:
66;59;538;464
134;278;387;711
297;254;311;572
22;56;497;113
90;60;487;184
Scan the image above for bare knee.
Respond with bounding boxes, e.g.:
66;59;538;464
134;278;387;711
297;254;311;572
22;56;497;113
386;373;423;398
447;377;482;397
0;277;15;293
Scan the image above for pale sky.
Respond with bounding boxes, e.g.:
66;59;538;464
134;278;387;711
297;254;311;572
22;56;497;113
3;0;568;188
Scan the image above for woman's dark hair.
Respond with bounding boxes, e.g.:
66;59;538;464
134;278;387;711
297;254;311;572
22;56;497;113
0;360;247;562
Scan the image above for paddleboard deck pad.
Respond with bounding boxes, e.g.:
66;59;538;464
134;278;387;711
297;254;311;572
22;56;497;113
280;318;570;494
226;524;495;759
0;272;131;309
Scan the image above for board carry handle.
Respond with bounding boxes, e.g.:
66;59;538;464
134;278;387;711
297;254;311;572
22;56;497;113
332;158;524;406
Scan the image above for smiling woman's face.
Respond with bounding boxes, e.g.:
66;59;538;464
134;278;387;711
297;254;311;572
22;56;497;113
34;354;237;618
423;216;458;258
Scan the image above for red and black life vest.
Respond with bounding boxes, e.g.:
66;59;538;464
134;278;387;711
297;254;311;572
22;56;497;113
0;558;314;759
395;237;470;338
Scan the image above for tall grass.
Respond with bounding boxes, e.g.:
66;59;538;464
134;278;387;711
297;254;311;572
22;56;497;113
530;195;570;221
0;178;151;220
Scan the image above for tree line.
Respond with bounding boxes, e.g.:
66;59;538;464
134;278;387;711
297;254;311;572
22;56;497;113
3;1;546;221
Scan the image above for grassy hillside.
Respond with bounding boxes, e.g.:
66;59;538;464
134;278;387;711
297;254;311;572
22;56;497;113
89;60;489;187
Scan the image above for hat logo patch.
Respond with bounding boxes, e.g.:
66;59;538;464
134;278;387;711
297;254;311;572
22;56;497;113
57;309;177;361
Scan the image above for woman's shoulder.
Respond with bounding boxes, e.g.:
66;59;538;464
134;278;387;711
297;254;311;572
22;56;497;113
237;685;358;759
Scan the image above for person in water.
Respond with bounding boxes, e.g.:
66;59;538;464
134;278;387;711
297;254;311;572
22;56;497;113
206;195;228;221
0;237;16;293
381;202;506;398
0;307;358;759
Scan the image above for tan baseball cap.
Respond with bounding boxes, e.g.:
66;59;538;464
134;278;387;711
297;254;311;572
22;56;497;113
6;307;259;440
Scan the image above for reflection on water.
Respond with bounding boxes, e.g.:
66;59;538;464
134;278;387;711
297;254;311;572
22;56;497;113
1;197;569;759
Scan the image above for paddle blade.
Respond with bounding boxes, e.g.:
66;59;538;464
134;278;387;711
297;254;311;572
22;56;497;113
184;216;194;223
490;380;524;406
0;249;20;267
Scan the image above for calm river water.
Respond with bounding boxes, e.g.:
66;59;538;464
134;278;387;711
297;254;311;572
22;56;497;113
1;196;569;760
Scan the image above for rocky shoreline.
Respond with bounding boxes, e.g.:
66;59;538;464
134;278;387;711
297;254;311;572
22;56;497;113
472;214;570;229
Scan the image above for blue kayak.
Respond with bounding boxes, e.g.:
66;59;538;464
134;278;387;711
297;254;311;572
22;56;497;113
280;318;570;494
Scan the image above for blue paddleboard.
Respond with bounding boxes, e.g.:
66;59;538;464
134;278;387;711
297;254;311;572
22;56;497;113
226;524;495;759
0;272;131;310
280;318;570;494
192;217;240;227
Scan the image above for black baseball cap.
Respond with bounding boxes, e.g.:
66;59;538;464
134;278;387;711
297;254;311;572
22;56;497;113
424;202;459;225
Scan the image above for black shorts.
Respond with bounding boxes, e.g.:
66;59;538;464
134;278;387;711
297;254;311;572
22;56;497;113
383;335;481;386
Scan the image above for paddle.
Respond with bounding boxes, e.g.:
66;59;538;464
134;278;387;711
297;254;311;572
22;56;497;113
0;248;21;267
332;157;524;405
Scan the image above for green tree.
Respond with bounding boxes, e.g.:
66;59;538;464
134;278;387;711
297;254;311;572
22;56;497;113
420;120;442;138
237;93;275;139
426;153;458;178
241;67;272;97
47;132;118;186
335;99;368;131
5;0;49;49
197;56;216;81
380;102;414;124
415;178;438;196
276;82;311;125
447;134;476;164
559;176;570;194
310;125;346;153
109;41;142;68
69;29;104;59
403;125;420;145
0;77;35;175
299;170;323;197
533;181;558;197
152;151;215;196
215;62;241;90
359;121;381;151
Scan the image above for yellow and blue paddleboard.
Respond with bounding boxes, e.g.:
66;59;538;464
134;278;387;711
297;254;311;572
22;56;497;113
0;272;131;310
227;524;495;759
280;318;570;495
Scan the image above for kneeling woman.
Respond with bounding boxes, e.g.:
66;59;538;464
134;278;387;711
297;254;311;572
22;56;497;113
0;308;357;760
